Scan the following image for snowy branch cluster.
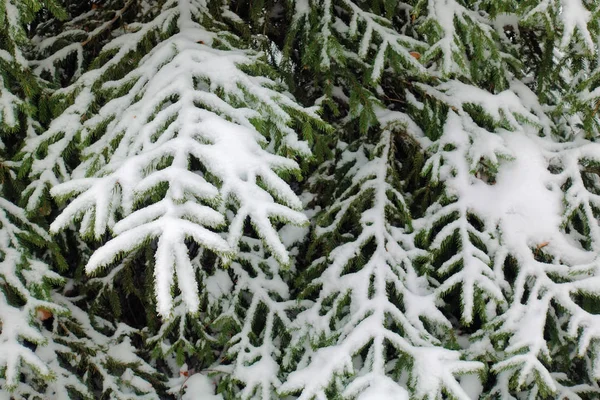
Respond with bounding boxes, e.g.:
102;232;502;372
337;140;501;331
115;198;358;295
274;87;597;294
1;0;600;398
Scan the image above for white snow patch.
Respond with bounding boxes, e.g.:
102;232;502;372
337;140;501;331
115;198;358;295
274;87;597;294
356;376;409;400
182;374;222;400
205;269;233;300
459;374;483;399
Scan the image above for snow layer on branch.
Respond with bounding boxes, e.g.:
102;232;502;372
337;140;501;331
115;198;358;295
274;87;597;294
0;75;22;130
0;198;66;394
282;129;482;399
30;0;137;83
47;0;320;318
418;77;600;396
181;373;222;400
290;0;425;81
22;88;94;212
523;0;597;51
216;236;302;399
41;293;163;400
417;0;517;83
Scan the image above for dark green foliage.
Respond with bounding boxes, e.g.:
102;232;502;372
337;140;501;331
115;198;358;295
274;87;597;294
2;0;600;399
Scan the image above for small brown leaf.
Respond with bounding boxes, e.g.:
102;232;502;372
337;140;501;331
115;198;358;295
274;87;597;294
36;307;53;321
537;241;549;250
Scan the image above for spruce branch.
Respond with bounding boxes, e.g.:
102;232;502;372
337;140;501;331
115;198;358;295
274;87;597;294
80;0;136;47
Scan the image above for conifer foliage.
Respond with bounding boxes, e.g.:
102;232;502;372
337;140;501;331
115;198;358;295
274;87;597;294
2;0;600;398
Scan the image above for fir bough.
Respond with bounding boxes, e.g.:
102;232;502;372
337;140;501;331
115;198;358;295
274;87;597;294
3;0;600;398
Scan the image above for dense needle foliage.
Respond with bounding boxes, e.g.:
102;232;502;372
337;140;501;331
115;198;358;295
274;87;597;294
1;0;600;398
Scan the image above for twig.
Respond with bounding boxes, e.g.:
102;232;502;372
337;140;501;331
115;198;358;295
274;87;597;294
81;0;135;47
200;368;232;375
592;99;600;119
382;94;405;104
177;373;192;400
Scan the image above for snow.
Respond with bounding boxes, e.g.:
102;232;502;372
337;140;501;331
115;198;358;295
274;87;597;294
492;13;520;44
427;86;597;268
525;0;594;50
107;337;141;364
0;75;22;129
9;0;600;398
292;0;424;78
204;269;233;301
283;130;481;400
355;376;409;400
23;88;95;212
418;74;600;394
465;133;569;259
459;374;483;399
0;199;75;395
182;374;222;400
48;0;317;317
218;236;297;399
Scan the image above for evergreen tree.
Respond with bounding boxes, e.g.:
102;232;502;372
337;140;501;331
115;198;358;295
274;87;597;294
2;0;600;398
